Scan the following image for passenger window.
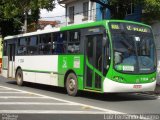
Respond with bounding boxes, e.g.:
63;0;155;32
53;32;67;54
39;34;52;55
68;30;80;53
28;36;38;55
3;41;7;56
17;38;27;55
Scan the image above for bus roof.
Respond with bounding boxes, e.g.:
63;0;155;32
4;20;151;40
4;28;60;40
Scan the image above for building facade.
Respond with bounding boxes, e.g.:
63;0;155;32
58;0;142;25
58;0;96;25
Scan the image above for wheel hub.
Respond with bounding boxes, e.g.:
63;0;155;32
69;79;76;91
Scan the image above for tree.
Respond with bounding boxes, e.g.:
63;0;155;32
142;0;160;23
0;0;55;37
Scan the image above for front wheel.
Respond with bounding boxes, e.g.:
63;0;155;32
66;73;79;96
16;69;24;86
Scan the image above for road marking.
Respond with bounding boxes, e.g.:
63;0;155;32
0;102;79;105
157;97;160;99
0;110;107;114
0;87;12;90
0;92;26;94
0;85;156;119
0;85;123;114
0;96;48;99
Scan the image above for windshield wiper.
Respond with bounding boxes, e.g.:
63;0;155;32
120;31;134;51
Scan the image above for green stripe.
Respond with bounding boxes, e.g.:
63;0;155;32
22;69;53;74
60;20;151;32
22;69;83;77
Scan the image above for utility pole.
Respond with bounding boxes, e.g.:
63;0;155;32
24;11;28;33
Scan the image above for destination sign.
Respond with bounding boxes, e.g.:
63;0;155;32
110;22;151;33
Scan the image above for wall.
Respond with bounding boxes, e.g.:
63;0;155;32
96;3;110;21
125;5;142;22
64;0;142;26
66;0;96;25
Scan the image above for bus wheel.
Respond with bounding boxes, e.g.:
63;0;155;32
66;73;78;96
16;69;23;86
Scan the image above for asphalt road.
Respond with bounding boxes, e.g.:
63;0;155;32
0;76;160;120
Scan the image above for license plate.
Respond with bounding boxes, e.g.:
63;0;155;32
133;85;142;89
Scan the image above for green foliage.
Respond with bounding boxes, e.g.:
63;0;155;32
0;0;55;37
142;0;160;23
2;0;55;18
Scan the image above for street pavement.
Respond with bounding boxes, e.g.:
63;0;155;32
0;76;160;120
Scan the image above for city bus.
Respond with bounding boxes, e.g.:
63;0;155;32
2;20;157;96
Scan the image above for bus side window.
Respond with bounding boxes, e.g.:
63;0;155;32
28;36;38;55
68;30;80;53
53;32;67;54
39;34;52;55
17;38;27;55
3;41;7;56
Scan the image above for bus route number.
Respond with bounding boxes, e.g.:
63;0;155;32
18;59;24;63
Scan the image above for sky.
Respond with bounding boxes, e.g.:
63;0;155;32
40;3;65;22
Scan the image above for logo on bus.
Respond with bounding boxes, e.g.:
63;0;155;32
62;57;67;68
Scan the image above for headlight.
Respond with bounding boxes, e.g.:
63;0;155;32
113;76;125;83
150;77;156;82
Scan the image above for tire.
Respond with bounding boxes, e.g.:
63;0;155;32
66;73;79;96
16;69;24;86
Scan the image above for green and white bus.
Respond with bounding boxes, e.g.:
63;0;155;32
2;20;157;96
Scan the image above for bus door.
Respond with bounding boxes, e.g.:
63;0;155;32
85;35;103;90
8;44;15;78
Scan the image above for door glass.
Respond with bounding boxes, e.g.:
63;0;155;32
9;45;13;61
85;35;103;89
95;35;103;88
86;36;94;87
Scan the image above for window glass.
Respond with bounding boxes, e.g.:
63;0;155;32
53;32;67;54
19;38;27;46
17;38;27;55
39;34;52;55
40;34;51;44
83;2;89;19
28;36;38;55
3;41;7;56
29;36;38;46
68;31;80;53
109;22;156;74
69;31;80;42
69;6;74;23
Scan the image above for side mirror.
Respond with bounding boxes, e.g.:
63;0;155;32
103;36;108;46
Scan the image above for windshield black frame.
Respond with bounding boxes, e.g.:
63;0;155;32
109;22;157;74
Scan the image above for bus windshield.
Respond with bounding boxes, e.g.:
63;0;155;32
109;22;156;74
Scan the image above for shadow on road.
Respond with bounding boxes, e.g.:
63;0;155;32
6;80;67;95
5;80;158;102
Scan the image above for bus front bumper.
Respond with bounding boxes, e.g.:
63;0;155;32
103;78;156;93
